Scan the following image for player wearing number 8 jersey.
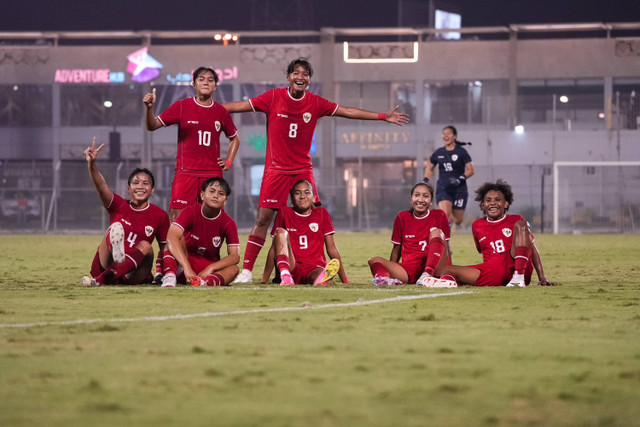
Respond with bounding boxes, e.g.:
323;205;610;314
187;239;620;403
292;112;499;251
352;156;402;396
144;66;239;222
438;180;557;287
225;57;409;283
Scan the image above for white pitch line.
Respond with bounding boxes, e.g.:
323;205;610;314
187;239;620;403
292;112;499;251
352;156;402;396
0;291;472;329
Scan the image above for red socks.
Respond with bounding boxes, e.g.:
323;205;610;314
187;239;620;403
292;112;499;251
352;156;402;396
276;254;290;274
514;246;532;274
242;235;265;271
424;236;445;276
370;262;390;278
204;273;225;287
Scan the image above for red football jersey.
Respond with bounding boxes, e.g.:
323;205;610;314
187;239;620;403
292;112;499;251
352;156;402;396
173;204;240;262
250;88;338;174
158;97;238;174
472;214;533;262
391;209;450;264
107;194;170;249
271;207;335;269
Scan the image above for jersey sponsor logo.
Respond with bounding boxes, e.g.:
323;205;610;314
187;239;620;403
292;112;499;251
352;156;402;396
286;227;298;232
265;198;278;203
479;236;487;242
502;228;512;238
191;235;200;241
277;113;288;118
405;234;416;238
176;199;188;205
187;120;199;125
451;154;458;161
212;236;221;247
215;121;221;132
309;222;319;232
121;219;132;226
197;246;206;256
145;226;154;237
303;112;312;123
437;155;445;159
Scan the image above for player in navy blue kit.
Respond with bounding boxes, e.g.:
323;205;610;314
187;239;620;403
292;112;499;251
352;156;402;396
423;125;474;228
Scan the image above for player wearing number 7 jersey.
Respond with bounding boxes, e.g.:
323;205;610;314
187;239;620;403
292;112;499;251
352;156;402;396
224;57;409;283
144;66;239;222
438;179;556;287
82;137;170;287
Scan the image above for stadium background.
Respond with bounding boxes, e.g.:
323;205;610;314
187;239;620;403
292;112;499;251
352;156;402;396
0;23;639;234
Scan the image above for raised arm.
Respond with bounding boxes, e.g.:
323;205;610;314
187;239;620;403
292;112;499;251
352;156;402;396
531;242;557;286
84;137;113;208
324;234;349;284
143;88;163;131
222;100;253;113
334;105;409;126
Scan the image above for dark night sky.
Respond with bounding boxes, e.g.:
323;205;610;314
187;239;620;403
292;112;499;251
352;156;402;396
1;0;638;32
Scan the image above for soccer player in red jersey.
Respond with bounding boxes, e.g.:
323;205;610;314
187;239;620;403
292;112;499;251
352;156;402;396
260;180;347;286
224;57;410;283
368;182;451;286
82;137;170;287
143;66;240;222
438;179;556;287
162;177;240;287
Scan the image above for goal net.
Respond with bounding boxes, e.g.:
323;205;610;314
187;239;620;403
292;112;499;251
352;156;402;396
553;161;640;234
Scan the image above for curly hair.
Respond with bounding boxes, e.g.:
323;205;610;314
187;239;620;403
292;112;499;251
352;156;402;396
474;179;514;212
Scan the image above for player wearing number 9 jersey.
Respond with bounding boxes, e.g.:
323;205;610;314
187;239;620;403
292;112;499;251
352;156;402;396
144;67;239;222
224;57;410;283
439;180;557;287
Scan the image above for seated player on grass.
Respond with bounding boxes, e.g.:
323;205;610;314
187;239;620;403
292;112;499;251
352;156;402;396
82;137;170;287
161;177;239;287
368;182;451;286
261;180;348;286
437;179;557;287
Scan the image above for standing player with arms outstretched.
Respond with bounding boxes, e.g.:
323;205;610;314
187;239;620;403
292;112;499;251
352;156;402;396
143;66;240;223
162;177;240;287
224;57;409;283
261;180;348;286
437;179;556;287
423;125;474;228
368;182;451;286
82;137;170;287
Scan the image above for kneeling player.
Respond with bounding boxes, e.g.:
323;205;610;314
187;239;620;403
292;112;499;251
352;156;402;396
368;182;451;286
82;137;170;286
162;177;239;287
261;180;348;286
438;179;556;287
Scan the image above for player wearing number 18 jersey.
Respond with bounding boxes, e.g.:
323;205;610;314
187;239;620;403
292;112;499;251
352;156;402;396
225;57;409;283
144;67;239;222
439;180;556;287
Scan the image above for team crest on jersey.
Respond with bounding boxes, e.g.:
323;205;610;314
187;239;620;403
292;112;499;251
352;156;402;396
145;226;154;237
212;236;221;247
451;154;458;161
309;223;319;232
303;112;312;123
502;228;512;238
215;121;221;132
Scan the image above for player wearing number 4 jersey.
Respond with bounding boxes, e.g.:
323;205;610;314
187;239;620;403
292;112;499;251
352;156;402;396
144;66;239;222
368;182;451;286
439;179;557;287
225;57;409;283
261;180;348;286
82;137;170;287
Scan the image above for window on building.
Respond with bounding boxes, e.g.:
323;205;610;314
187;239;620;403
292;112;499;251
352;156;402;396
0;85;52;127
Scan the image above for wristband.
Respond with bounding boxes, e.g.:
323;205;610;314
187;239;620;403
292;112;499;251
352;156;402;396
378;112;386;120
224;160;232;169
458;175;466;181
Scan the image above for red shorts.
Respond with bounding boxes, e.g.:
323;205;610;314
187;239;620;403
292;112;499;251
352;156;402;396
398;258;427;283
259;170;320;209
470;253;533;287
291;261;325;284
177;253;218;283
170;171;222;210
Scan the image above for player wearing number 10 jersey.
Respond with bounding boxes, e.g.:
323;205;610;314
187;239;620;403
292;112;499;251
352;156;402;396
224;57;410;283
144;67;239;222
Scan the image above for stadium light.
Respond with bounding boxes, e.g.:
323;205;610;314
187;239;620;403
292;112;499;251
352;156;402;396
559;95;569;103
514;125;524;134
103;100;113;108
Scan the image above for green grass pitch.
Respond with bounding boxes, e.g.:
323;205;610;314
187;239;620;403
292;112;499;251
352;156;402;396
0;232;639;426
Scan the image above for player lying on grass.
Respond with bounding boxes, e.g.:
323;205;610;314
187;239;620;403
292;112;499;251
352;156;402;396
161;177;240;287
368;182;451;287
260;180;348;286
437;179;557;287
82;137;170;287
